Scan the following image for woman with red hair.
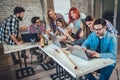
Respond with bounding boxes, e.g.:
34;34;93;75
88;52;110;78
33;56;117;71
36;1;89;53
68;7;86;39
68;7;86;45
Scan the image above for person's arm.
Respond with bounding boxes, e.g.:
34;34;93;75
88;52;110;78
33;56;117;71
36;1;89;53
55;29;59;36
81;33;93;48
67;27;72;34
78;23;84;38
100;36;117;59
9;18;23;45
11;35;23;45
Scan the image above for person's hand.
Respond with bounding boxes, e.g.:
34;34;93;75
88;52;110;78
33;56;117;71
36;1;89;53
63;32;69;36
81;48;87;51
46;29;52;34
64;32;74;41
16;40;23;45
89;51;100;57
83;49;100;58
19;26;27;31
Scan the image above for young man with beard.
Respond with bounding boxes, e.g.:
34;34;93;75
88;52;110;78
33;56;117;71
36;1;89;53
82;19;117;80
0;7;27;65
27;16;46;61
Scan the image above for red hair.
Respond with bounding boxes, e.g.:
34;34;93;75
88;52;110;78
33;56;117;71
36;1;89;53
68;7;80;24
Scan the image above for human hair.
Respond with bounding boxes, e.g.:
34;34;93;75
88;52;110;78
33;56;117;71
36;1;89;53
85;15;94;22
14;7;25;15
56;18;68;29
47;8;55;24
31;17;40;24
94;18;106;27
68;7;80;23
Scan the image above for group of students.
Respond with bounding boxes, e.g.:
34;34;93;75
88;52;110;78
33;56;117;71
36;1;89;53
0;6;118;80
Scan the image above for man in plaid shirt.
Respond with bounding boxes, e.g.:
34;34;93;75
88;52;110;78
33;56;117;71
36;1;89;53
28;17;46;34
0;7;27;64
27;17;46;61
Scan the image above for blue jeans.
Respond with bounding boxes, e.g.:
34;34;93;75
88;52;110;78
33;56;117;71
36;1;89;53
85;65;115;80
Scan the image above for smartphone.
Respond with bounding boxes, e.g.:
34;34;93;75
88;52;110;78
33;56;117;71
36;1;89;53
57;27;64;33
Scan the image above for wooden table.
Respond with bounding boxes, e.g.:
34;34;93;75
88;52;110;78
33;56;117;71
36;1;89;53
3;42;38;79
41;44;114;80
3;42;114;80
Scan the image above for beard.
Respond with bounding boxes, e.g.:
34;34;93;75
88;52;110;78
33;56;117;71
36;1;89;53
18;16;23;21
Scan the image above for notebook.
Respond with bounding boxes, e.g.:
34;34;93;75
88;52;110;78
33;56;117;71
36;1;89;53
21;33;40;42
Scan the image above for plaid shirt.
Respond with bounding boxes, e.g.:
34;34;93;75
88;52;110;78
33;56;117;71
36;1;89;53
49;13;64;33
27;24;46;34
106;20;118;35
0;15;19;45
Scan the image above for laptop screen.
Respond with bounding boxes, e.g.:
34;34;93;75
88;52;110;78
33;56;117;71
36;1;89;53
68;45;90;60
49;33;61;47
21;33;40;42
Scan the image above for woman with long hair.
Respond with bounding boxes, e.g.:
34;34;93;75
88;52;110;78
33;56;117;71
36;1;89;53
68;7;86;39
47;9;64;33
55;18;74;42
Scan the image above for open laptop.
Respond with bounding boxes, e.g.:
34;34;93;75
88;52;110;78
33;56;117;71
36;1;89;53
49;32;67;48
67;45;92;61
21;33;40;42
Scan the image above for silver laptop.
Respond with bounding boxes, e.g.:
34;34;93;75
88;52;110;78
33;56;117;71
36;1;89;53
49;32;67;48
68;45;91;60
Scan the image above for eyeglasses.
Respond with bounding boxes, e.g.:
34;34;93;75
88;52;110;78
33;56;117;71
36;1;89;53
36;21;40;23
93;27;104;31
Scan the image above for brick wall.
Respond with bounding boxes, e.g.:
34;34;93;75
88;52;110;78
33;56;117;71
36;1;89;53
0;0;94;27
0;0;43;27
71;0;94;16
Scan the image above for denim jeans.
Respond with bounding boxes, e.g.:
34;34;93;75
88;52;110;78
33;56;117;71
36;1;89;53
85;65;115;80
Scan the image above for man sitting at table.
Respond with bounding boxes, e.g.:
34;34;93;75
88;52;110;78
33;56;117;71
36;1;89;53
82;19;117;80
27;16;46;61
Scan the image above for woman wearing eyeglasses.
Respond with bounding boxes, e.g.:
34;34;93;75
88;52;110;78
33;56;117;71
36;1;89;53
85;15;118;35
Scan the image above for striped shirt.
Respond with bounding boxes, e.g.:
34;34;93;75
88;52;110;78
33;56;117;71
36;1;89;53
0;15;19;45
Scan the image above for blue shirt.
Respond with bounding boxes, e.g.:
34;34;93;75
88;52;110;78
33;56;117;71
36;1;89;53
82;31;117;65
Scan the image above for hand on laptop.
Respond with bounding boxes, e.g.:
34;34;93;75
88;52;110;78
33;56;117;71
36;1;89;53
82;48;100;58
88;51;100;58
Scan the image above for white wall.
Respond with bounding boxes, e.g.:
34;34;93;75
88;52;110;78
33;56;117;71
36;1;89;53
53;0;71;22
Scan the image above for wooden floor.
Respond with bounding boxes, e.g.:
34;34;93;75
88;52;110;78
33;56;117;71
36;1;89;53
0;37;120;80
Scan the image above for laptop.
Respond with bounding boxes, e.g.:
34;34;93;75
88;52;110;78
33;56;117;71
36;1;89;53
67;45;92;60
49;32;67;48
21;33;40;42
